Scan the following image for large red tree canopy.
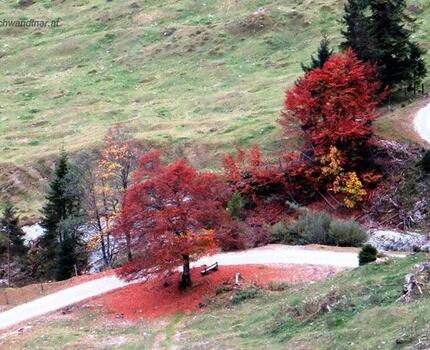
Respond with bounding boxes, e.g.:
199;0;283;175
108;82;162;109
117;151;228;280
281;49;386;156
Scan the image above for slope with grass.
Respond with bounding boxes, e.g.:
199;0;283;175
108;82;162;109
0;0;429;220
180;256;427;349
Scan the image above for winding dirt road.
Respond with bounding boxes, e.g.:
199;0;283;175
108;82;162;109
414;101;430;144
0;244;359;331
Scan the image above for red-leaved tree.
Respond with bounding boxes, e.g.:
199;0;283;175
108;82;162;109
117;151;228;289
223;145;287;199
281;49;386;158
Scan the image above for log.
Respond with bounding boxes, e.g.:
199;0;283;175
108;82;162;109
398;273;423;302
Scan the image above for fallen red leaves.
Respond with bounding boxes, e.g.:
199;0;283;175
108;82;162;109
90;264;339;320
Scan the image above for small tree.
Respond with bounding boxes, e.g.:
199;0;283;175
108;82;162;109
226;192;246;218
282;49;385;158
39;151;86;280
39;150;70;279
301;35;334;73
98;125;140;262
118;151;228;289
358;244;377;265
0;201;28;285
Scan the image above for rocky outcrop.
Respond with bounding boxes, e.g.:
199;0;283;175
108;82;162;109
368;230;430;252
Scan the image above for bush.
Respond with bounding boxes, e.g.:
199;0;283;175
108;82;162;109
421;150;430;173
227;192;246;218
358;244;378;265
267;281;290;291
327;219;367;247
282;209;367;247
287;210;332;245
269;221;292;243
231;287;260;305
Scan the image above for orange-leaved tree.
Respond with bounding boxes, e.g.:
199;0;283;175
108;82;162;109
117;151;228;289
98;125;140;261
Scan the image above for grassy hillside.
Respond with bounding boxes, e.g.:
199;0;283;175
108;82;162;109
2;254;429;349
0;0;429;219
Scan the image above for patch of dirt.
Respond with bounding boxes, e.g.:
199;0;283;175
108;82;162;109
227;9;277;36
91;264;339;320
376;98;428;146
132;10;171;26
139;25;225;58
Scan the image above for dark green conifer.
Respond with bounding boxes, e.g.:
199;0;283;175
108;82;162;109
301;36;334;73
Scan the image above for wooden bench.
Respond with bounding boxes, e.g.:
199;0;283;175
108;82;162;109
200;262;218;276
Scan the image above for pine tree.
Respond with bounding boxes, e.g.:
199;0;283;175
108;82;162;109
39;150;69;279
54;215;87;281
341;0;427;90
407;42;427;94
39;151;86;280
340;0;374;62
301;36;334;73
55;238;77;281
0;201;28;285
369;0;413;88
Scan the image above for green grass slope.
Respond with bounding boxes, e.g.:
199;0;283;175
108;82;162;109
2;255;429;349
0;0;429;219
181;255;429;349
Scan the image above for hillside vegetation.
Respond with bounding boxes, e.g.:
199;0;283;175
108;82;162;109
1;0;430;220
2;254;429;349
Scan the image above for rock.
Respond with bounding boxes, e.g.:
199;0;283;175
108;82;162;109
368;230;430;252
162;28;176;37
16;0;34;8
407;4;424;15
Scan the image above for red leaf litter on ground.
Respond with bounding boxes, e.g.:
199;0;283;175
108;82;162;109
90;264;340;320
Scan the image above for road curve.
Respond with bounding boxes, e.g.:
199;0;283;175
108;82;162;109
0;244;358;331
194;244;358;269
414;101;430;144
0;276;128;331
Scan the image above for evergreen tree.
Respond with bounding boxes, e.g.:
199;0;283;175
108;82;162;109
369;0;413;88
341;0;427;91
39;151;86;280
0;201;28;285
39;150;69;279
407;42;427;93
54;238;77;281
0;202;27;257
340;0;374;62
301;36;334;73
54;215;87;281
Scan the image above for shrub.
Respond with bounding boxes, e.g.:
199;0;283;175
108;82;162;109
284;209;367;247
358;244;378;265
269;221;291;243
327;219;367;247
227;191;246;218
231;287;260;305
216;222;248;252
267;281;290;291
287;210;332;245
421;150;430;173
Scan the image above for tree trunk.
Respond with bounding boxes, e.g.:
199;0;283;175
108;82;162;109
126;232;132;262
7;231;10;287
179;255;192;290
97;218;108;267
